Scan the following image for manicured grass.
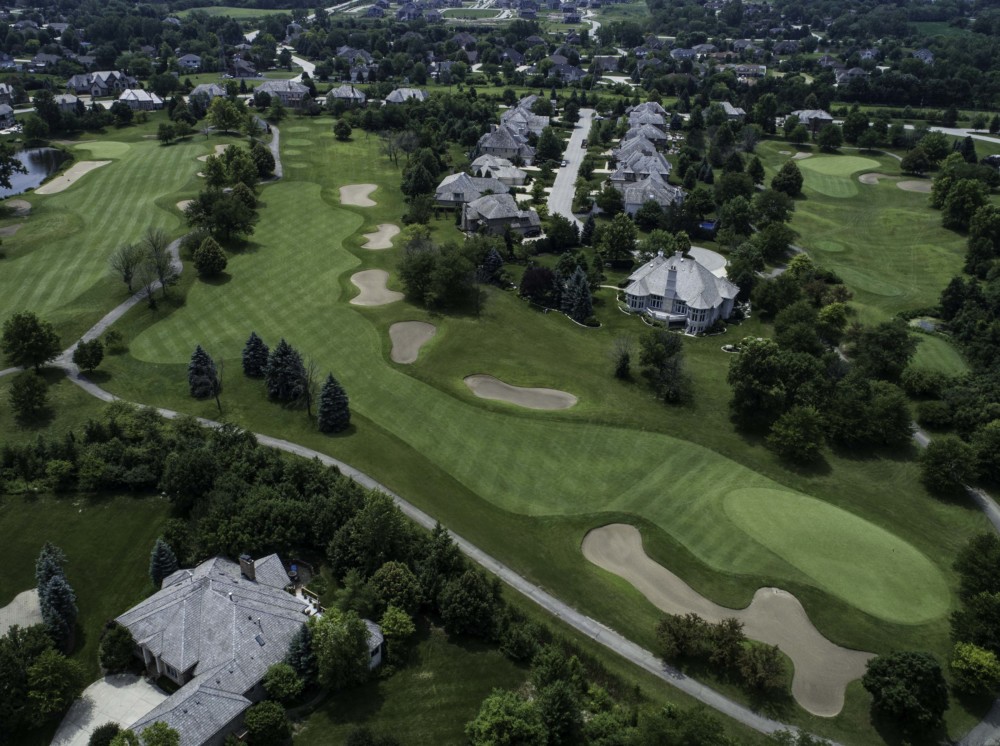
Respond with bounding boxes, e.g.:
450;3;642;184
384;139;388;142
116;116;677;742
178;6;290;18
911;333;970;375
0;128;240;344
0;493;169;678
758;141;972;322
910;21;970;37
0;369;108;444
295;623;526;745
441;8;502;17
82;117;994;742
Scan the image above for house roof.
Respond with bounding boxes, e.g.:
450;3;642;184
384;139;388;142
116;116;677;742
624;123;667;142
435;172;508;201
628;109;666;127
119;89;163;105
628;101;667;116
791;108;833;122
386;87;428;103
191;83;225;98
500;104;548;132
478;124;532;152
626;250;738;310
465;193;540;225
470;154;527;181
327;84;366;101
721;101;745;117
621;173;684;208
258;79;309;95
613;136;658;161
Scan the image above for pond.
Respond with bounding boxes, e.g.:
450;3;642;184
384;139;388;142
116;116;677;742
0;147;68;197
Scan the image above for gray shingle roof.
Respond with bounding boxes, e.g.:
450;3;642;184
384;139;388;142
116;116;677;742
258;79;309;95
465;193;540;226
621;173;684;208
435;172;509;202
386;87;427;103
626;251;738;310
327;84;366;102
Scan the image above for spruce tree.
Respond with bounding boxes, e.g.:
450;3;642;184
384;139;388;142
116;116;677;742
265;339;306;403
35;542;66;594
317;374;351;433
40;573;77;650
188;345;219;400
149;538;179;588
285;622;317;685
242;332;269;378
565;267;592;323
580;215;596;246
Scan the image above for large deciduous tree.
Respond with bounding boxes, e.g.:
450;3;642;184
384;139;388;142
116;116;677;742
770;160;803;197
193;236;228;278
1;311;61;371
638;329;690;404
72;338;104;374
108;243;145;293
310;609;371;691
862;652;948;730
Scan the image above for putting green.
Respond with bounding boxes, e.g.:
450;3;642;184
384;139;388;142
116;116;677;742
723;488;950;624
797;155;880;177
74;141;131;159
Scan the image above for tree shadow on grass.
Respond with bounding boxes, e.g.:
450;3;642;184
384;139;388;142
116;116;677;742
869;708;949;746
199;272;233;287
80;370;112;385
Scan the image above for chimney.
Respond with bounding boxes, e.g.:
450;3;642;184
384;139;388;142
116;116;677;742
239;554;256;581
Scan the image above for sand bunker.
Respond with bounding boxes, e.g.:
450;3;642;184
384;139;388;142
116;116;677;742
897;180;932;193
340;183;377;207
0;223;23;237
176;200;193;212
349;270;402;306
389;321;436;364
0;589;42;637
34;161;111;195
778;150;792;155
464;374;578;410
792;151;813;160
582;524;874;717
362;223;400;250
197;144;231;162
858;172;895;185
4;199;31;216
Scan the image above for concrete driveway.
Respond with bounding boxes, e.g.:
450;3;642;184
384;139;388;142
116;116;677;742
52;674;168;746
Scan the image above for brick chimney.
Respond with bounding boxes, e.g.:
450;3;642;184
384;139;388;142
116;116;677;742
239;554;255;581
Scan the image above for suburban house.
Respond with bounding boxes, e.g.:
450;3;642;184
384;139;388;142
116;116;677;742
470;154;527;186
326;84;367;106
623;123;668;145
613;136;658;162
258;80;310;108
628;109;666;128
66;70;134;97
116;554;383;746
190;83;226;101
476;124;536;165
500;102;549;137
720;101;746;120
0;104;14;128
435;172;509;207
670;48;696;61
0;82;14;105
54;93;81;114
791;108;835;132
385;87;428;104
118;89;164;110
624;250;739;333
177;53;202;71
461;193;541;235
610;150;673;185
619;173;685;216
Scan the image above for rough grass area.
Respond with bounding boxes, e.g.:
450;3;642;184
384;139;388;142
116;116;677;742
0;493;169;678
295;623;525;745
177;5;291;18
911;333;970;376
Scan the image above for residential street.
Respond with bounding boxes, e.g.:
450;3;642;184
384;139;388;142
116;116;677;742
546;107;595;228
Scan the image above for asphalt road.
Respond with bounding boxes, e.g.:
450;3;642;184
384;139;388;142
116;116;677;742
546;107;595;229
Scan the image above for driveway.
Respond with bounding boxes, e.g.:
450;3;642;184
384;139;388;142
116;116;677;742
51;674;168;746
546;107;595;228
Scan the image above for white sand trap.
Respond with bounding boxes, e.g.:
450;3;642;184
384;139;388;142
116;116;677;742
4;199;31;215
176;200;193;212
858;172;895;185
464;374;578;410
349;269;402;306
0;589;42;636
390;321;436;363
34;161;111;195
897;180;932;193
792;151;813;160
582;524;874;717
362;223;400;250
340;183;377;206
197;144;231;162
778;150;792;155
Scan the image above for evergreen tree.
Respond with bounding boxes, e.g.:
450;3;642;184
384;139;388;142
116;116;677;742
747;156;765;185
149;538;179;588
265;339;306;403
35;542;67;593
956;135;978;164
285;623;317;685
580;214;596;246
317;374;351;433
40;574;77;649
187;345;220;401
563;267;592;323
477;248;505;286
242;332;269;378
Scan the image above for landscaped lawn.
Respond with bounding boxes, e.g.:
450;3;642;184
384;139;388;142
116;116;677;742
295;623;526;745
757;142;973;323
64;118;993;742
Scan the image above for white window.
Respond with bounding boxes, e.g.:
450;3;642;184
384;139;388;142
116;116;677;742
650;295;662;309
